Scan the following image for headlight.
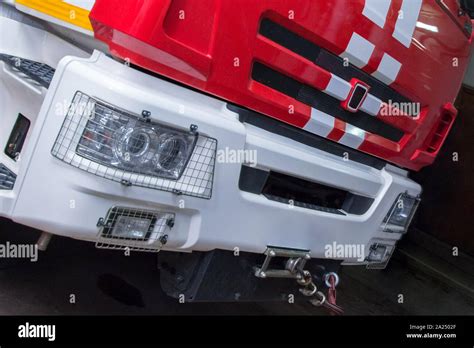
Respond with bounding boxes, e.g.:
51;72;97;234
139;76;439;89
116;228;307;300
52;92;217;199
366;243;388;262
382;193;420;233
77;102;197;180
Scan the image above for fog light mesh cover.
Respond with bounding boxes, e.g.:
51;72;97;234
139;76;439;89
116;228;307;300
96;206;174;252
51;92;217;199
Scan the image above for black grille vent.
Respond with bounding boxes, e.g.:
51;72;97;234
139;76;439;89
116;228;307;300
0;163;16;190
0;54;55;88
239;166;373;215
252;62;404;142
258;19;414;108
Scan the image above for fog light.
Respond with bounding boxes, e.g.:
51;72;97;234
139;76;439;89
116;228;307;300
96;207;175;252
366;241;395;269
367;244;387;262
77;102;197;180
111;215;152;239
382;193;420;233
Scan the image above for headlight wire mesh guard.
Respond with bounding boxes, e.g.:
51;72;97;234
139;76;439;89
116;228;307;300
51;92;217;199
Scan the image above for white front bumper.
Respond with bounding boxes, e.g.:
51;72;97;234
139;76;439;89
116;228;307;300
0;36;421;263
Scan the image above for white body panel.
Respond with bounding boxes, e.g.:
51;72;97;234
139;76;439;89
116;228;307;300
0;15;422;264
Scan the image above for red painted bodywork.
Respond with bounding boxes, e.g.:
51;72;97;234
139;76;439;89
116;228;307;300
89;0;473;171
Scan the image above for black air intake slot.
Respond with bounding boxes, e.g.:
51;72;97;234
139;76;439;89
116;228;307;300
239;166;373;215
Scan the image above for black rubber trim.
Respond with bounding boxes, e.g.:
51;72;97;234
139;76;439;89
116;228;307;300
229;103;386;170
259;18;415;107
252;62;404;142
238;165;270;194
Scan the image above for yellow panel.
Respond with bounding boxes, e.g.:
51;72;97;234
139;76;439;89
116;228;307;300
16;0;92;31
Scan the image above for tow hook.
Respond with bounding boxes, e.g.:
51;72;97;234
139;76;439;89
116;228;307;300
255;247;344;314
320;272;344;315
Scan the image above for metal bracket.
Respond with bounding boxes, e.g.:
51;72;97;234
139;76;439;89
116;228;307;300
254;247;311;279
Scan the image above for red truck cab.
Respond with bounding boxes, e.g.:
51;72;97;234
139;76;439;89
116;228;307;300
90;0;473;171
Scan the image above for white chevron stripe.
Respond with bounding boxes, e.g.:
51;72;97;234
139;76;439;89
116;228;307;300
362;0;392;28
340;32;375;69
304;108;335;138
372;53;402;85
392;0;422;48
338;124;366;149
304;107;367;150
324;74;352;101
360;94;383;116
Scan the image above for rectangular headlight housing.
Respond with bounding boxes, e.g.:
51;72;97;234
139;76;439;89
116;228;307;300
52;92;217;199
382;193;420;234
76;102;197;181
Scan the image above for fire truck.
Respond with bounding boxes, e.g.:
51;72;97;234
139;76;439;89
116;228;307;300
0;0;472;308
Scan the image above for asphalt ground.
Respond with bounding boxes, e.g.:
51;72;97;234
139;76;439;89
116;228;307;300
1;218;473;315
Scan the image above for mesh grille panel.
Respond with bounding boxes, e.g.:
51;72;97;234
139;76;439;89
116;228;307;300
96;206;174;252
0;163;16;190
0;54;55;88
51;92;217;199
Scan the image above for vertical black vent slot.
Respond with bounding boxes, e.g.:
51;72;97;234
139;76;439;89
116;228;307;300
5;113;30;161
